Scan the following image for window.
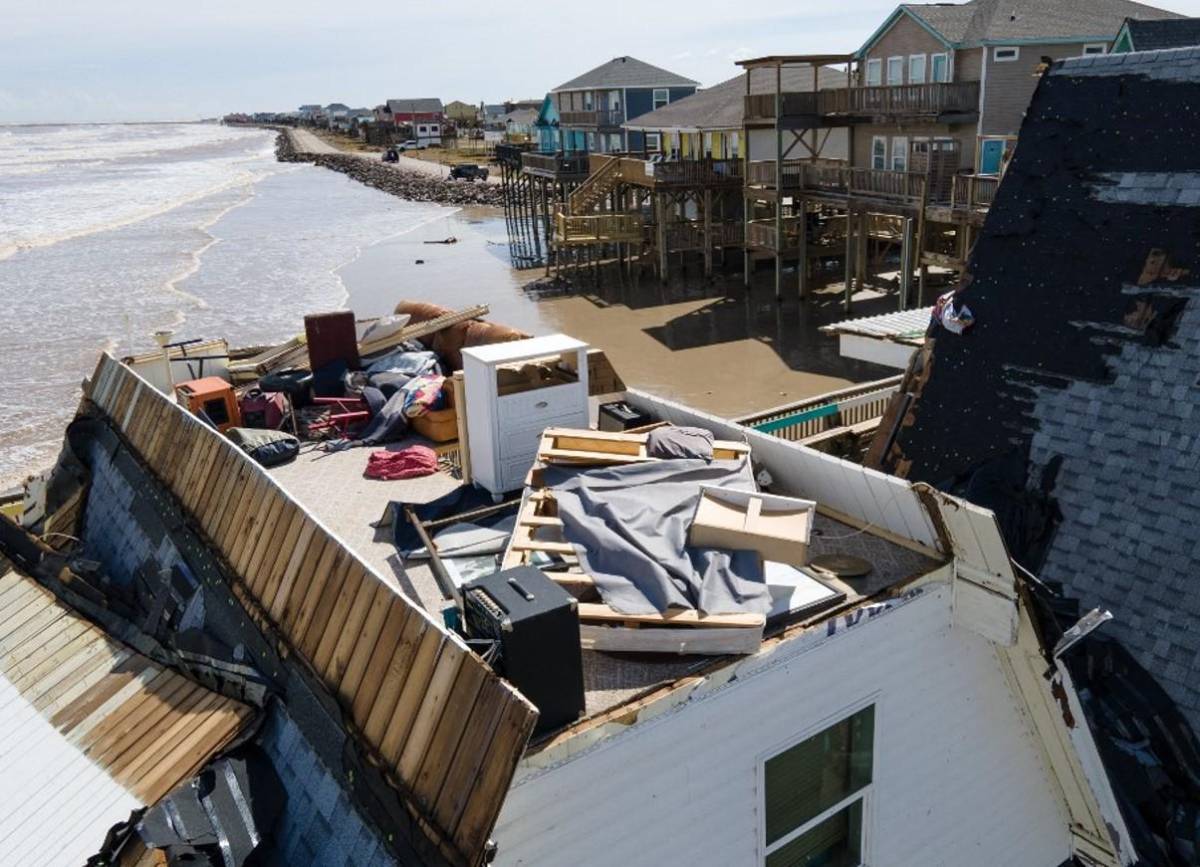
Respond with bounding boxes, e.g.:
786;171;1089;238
892;136;908;171
865;58;882;86
1082;43;1108;55
931;52;949;82
763;705;875;867
587;132;596;152
583;91;594;110
653;88;670;110
871;136;887;170
909;53;927;84
645;132;661;152
887;56;904;84
993;46;1019;62
703;131;713;156
610;133;622;151
729;131;740;158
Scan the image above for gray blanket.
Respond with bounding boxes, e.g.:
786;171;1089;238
542;458;771;616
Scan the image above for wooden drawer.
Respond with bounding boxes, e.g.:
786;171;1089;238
497;383;582;426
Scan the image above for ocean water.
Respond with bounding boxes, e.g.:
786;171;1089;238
0;123;452;487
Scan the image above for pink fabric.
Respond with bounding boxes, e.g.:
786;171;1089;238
365;446;439;480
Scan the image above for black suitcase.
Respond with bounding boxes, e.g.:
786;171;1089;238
462;567;584;734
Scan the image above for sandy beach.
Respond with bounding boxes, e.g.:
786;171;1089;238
338;204;893;418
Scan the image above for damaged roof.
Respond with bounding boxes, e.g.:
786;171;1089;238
0;558;253;865
893;0;1181;47
880;45;1200;765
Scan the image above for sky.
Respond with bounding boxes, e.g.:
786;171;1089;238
4;0;1200;123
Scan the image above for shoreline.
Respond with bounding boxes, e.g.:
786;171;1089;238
274;129;503;207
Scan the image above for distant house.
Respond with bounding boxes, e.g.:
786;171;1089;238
1113;16;1200;51
444;100;479;124
323;103;350;130
503;107;538;142
385;98;444;124
482;104;507;125
550;56;699;153
851;0;1180;174
297;104;322;124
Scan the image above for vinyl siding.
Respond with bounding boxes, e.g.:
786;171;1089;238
956;46;984;82
851;123;976;171
494;584;1072;867
862;13;950;84
981;42;1095;136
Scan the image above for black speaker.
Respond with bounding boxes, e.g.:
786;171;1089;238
462;566;584;734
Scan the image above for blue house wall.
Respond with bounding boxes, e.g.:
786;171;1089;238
554;83;697;153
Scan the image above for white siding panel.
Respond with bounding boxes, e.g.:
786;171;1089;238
624;389;942;550
496;585;1071;866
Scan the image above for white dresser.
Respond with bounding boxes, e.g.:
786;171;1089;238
462;335;590;495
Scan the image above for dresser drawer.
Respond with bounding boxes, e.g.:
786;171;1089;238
497;383;582;426
498;413;582;461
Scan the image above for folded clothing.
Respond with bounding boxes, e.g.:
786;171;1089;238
365;446;439;480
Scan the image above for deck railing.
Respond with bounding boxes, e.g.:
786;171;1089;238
747;161;926;203
745;217;805;252
650;158;744;186
555;212;643;244
949;173;999;209
560;108;625;127
521;151;590;176
744;92;819;121
819;81;979;117
734;375;903;442
745;81;979;122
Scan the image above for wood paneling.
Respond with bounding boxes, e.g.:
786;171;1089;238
84;354;538;867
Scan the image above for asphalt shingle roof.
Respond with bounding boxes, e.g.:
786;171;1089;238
385;98;443;113
624;66;849;131
887;46;1200;734
903;0;1180;45
553;56;699;92
1125;16;1200;49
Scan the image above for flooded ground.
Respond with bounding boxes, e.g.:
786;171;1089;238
341;207;901;418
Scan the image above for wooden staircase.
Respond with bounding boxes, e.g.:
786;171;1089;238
567;156;623;214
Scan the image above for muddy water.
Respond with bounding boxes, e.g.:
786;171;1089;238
340;207;896;418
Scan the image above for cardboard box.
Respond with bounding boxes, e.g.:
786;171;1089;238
688;486;816;567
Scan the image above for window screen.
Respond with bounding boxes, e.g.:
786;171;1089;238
764;705;874;845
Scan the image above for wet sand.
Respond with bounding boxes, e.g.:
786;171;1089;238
340;207;898;418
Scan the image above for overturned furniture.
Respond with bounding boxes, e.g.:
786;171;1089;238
502;427;771;656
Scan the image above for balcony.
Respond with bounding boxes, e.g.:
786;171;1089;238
747;161;927;205
745;81;980;124
521;151;591;179
559;108;625;128
555;212;644;245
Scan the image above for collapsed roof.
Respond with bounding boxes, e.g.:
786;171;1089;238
876;46;1200;860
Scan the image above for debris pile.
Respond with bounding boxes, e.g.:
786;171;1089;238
274;132;502;207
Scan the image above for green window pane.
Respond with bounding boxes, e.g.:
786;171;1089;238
765;800;863;867
764;706;874;845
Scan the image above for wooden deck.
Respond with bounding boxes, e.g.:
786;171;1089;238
745;81;981;125
521;151;590;179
